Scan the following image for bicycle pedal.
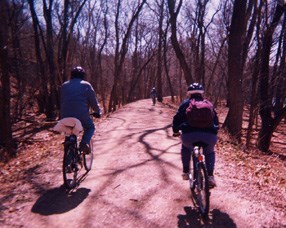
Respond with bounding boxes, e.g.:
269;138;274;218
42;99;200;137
77;157;82;164
71;162;79;171
72;166;79;172
65;165;72;173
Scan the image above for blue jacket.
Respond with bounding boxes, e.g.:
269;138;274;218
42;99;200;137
172;98;219;135
60;78;101;124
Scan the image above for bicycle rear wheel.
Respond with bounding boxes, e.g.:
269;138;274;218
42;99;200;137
63;146;78;189
83;139;94;172
191;163;210;217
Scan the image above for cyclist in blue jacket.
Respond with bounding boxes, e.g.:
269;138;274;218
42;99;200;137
60;66;102;154
172;83;219;187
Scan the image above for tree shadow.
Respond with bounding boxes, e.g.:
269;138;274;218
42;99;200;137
31;186;90;215
177;207;237;228
268;150;286;161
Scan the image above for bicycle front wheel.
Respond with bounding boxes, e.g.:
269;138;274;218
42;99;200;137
63;146;78;189
83;139;94;172
191;163;210;217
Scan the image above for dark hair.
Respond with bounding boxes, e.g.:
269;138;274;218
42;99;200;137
71;66;85;79
190;93;203;99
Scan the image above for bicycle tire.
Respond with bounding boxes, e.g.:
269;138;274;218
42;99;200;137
191;163;210;217
83;139;94;172
63;145;78;189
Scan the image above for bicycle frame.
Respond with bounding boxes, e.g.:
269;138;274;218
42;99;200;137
63;135;81;189
64;135;81;167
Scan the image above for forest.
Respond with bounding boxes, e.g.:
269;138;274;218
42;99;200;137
0;0;286;160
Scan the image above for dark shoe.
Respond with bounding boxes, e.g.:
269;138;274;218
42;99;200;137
208;176;217;188
72;162;79;172
65;165;72;173
80;142;91;154
182;172;190;180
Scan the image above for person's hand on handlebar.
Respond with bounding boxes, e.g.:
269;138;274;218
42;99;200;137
92;112;101;118
173;132;181;137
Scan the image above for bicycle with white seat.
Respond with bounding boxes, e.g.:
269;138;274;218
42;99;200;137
54;117;94;189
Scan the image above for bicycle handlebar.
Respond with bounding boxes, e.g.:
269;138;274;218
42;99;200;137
173;132;181;137
90;112;101;118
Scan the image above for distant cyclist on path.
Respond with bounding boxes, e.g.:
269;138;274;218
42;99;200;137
150;87;157;106
60;66;102;154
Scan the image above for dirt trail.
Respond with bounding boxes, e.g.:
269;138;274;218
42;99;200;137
0;99;285;227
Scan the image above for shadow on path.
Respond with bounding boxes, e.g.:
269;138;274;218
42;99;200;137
177;207;236;227
31;186;90;215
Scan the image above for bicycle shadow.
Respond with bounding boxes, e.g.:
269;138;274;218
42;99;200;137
177;206;237;227
31;185;90;215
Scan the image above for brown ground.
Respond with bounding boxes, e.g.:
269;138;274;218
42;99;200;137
0;98;285;227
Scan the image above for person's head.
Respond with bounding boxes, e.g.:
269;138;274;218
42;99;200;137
71;66;86;79
187;82;204;98
152;87;156;91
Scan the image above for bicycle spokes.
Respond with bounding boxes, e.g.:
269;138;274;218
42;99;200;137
191;160;210;217
62;135;94;189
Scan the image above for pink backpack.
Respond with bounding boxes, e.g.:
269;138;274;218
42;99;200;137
186;99;214;128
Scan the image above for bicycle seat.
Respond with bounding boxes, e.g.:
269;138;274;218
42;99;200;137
53;117;83;136
192;141;208;148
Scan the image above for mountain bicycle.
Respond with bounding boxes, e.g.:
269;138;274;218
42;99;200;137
53;117;95;190
189;141;210;217
173;132;211;217
63;133;93;189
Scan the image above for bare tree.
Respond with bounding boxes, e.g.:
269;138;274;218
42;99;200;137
28;0;48;114
92;0;109;113
167;0;193;85
108;0;147;112
205;1;228;99
246;0;264;148
57;0;88;82
257;1;286;151
0;0;16;159
163;19;175;102
42;0;58;120
272;11;286;119
28;0;58;119
195;0;209;85
9;1;26;118
154;0;165;102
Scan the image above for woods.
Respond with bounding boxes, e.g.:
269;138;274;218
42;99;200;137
0;0;286;160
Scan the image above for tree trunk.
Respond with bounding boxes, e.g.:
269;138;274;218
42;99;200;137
155;0;164;102
223;0;247;142
43;0;57;120
167;0;193;85
273;15;286;118
246;0;263;148
28;0;48;114
163;22;174;102
0;0;16;158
